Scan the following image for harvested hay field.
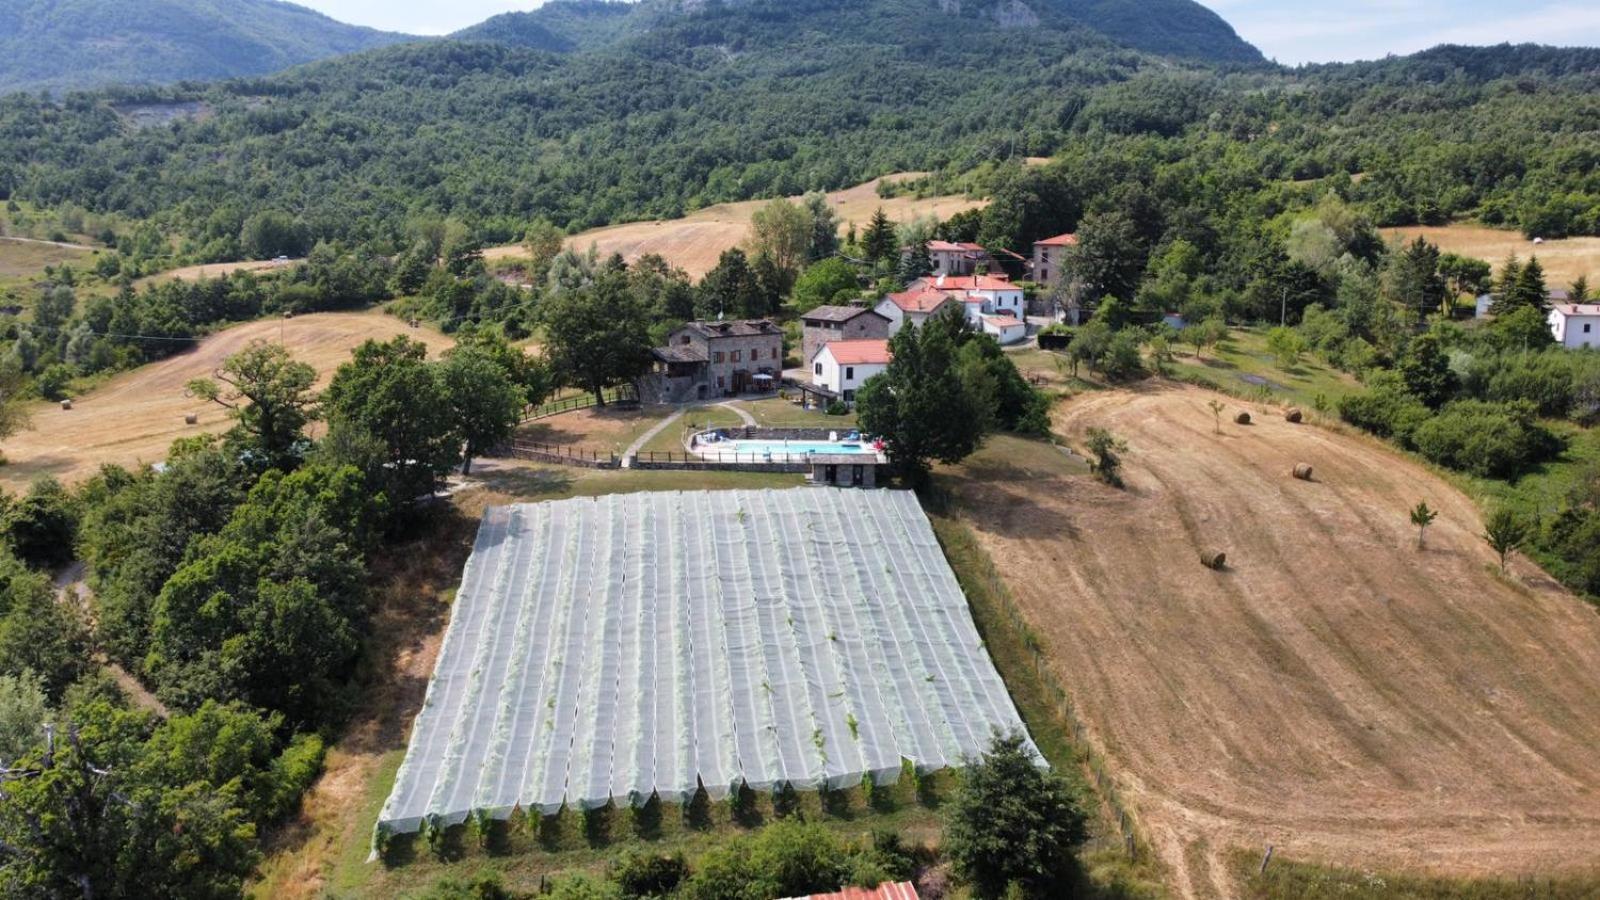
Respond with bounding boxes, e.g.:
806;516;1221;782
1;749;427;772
0;236;93;280
945;385;1600;898
138;256;303;285
484;174;984;279
1382;224;1600;287
0;310;451;488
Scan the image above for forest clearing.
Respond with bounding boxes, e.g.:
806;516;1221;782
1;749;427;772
946;384;1600;898
0;309;451;488
1381;224;1600;287
484;173;984;278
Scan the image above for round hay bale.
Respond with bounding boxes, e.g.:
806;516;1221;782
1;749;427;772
59;399;72;411
1285;407;1304;423
184;413;199;426
1293;463;1314;481
1234;411;1251;425
1200;550;1227;570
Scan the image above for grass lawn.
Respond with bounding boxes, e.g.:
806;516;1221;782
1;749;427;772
516;404;673;456
1166;326;1361;411
739;395;857;429
639;404;747;454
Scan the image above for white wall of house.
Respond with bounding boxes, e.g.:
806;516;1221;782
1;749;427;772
967;288;1025;318
1550;309;1600;348
981;317;1027;345
813;349;889;401
873;298;906;334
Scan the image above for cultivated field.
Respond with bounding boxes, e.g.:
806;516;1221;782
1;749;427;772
0;310;451;489
1382;224;1600;288
0;236;94;281
947;385;1600;898
485;174;985;278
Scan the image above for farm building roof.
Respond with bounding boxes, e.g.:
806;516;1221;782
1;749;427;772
377;489;1034;837
1034;232;1079;247
803;305;885;324
822;339;892;365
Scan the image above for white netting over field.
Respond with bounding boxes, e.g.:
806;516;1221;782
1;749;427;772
377;488;1035;835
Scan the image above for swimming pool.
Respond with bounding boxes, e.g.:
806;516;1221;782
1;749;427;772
692;434;883;462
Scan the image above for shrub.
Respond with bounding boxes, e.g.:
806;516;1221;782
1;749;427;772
1410;400;1560;478
1337;372;1430;443
614;851;689;898
2;476;80;570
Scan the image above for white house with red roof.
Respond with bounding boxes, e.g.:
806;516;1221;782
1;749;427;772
1032;232;1077;288
813;339;892;404
875;287;961;334
1548;303;1600;348
901;273;1028;344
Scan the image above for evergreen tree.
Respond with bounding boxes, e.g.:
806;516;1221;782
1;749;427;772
896;239;934;284
1386;237;1446;318
1397;331;1456;408
802;191;840;262
862;208;897;264
1514;255;1549;308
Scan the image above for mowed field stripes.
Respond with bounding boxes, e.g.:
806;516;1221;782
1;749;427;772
378;488;1034;834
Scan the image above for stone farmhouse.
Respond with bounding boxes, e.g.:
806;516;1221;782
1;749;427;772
800;305;892;364
639;319;784;403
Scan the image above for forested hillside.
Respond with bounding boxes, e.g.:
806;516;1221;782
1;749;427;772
3;0;1596;273
0;0;413;93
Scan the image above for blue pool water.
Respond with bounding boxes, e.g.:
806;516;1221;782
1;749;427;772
696;439;879;459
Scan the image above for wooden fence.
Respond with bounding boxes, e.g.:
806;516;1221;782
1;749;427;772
522;386;639;422
499;441;619;469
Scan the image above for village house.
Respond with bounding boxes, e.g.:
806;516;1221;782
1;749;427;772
812;339;892;405
902;273;1028;344
638;318;784;403
1031;232;1077;289
800;305;892;364
927;240;993;276
1548;303;1600;349
875;287;961;335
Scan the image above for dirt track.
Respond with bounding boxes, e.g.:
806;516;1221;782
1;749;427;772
0;311;451;489
484;174;984;278
949;385;1600;897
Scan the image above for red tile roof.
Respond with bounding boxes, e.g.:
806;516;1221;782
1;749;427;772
983;315;1024;328
927;240;983;253
917;274;1019;292
1552;304;1600;317
779;882;919;900
882;288;958;313
822;339;892;365
1034;232;1078;247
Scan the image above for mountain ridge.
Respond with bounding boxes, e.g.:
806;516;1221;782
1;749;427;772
0;0;414;93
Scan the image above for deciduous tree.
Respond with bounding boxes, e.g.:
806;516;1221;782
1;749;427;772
187;340;318;470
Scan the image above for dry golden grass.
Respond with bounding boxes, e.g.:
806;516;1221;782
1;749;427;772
0;310;452;489
484;173;985;279
137;256;303;286
0;237;93;280
947;384;1600;899
1382;224;1600;288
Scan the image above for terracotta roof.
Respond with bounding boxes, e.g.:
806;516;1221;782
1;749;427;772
779;882;919;900
822;339;892;365
927;240;983;253
802;305;884;324
679;319;782;339
983;315;1024;328
1551;304;1600;317
1034;232;1078;247
917;274;1018;292
882;289;958;314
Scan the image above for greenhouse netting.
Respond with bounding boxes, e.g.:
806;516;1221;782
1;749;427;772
377;488;1036;837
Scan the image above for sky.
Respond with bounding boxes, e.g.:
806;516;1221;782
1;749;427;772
294;0;1600;64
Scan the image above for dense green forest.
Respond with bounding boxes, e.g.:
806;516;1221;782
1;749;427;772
0;0;412;93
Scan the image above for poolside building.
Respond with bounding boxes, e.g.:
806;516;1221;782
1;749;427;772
812;339;892;406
